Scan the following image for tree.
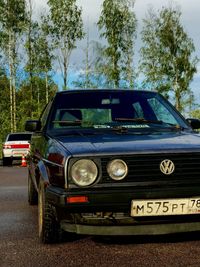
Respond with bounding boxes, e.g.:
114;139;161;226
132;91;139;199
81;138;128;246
190;109;200;120
25;7;55;117
73;32;100;89
0;70;10;145
0;0;27;132
37;15;55;104
17;77;57;130
140;6;198;111
26;14;55;102
26;0;34;118
47;0;84;89
98;0;137;88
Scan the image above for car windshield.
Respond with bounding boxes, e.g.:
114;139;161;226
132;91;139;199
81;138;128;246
7;134;32;141
47;90;189;133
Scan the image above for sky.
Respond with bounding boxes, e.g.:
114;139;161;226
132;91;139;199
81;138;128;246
33;0;200;100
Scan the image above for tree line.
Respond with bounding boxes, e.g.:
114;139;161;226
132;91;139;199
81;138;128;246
0;0;198;146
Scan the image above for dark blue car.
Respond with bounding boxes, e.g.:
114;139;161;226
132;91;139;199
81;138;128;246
25;89;200;243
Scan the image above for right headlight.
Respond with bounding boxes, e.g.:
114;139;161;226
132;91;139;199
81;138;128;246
70;159;98;186
107;159;128;180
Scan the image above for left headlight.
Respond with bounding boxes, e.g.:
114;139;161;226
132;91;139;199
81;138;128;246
107;159;128;180
70;159;98;186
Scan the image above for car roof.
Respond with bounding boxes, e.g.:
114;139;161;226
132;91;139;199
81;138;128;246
55;89;157;96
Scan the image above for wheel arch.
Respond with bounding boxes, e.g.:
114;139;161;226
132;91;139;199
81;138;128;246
37;160;50;188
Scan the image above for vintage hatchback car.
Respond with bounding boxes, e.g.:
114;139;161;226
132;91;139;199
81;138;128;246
25;89;200;243
2;132;32;166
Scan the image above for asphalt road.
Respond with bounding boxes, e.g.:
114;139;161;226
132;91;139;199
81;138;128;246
1;165;200;267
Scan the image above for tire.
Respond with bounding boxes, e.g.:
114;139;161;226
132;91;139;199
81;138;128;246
28;172;38;205
38;182;62;244
3;157;12;166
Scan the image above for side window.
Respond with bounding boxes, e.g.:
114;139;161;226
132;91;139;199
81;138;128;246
147;98;177;124
40;101;53;129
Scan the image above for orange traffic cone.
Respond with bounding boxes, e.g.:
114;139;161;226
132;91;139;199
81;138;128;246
21;154;27;167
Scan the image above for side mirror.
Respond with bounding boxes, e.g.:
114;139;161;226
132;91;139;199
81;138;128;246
25;120;41;132
186;118;200;130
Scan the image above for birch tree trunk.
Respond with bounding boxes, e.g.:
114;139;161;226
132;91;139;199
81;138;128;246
12;32;17;132
28;0;33;118
8;30;13;132
45;70;48;104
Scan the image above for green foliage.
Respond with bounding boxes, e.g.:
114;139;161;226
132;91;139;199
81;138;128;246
0;0;27;33
98;0;137;88
48;0;84;48
73;73;98;89
25;15;54;77
25;13;55;107
190;109;200;119
16;77;58;131
0;0;28;132
140;5;198;111
0;0;27;59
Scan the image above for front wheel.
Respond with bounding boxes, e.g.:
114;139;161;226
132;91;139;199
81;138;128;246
38;182;62;244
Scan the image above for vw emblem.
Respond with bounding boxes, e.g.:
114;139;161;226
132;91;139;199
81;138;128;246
160;159;175;175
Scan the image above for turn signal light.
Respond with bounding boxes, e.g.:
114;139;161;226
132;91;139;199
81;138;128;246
67;196;89;203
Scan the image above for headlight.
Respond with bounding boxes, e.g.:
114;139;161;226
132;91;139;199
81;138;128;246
70;159;98;186
107;159;128;180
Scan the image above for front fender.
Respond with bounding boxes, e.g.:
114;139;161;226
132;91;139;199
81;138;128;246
38;160;50;187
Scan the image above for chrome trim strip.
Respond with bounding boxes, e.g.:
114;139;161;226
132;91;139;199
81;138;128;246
42;158;63;168
64;157;70;189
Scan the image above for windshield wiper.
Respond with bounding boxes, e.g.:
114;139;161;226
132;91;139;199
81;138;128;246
165;123;186;131
114;118;163;124
52;120;82;126
114;118;186;131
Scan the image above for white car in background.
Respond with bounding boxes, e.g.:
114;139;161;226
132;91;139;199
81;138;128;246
2;132;32;166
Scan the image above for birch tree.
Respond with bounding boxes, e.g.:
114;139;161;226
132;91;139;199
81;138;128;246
0;0;27;132
25;13;54;114
25;0;35;118
98;0;137;88
0;70;10;143
47;0;84;89
140;6;198;111
73;32;98;89
36;15;55;104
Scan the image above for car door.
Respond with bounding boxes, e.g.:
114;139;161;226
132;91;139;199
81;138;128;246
29;101;53;189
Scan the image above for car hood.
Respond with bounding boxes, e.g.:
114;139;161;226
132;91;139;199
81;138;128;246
55;130;200;157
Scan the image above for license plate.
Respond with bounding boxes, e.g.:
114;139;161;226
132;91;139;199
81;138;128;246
13;150;27;156
131;197;200;217
13;152;24;156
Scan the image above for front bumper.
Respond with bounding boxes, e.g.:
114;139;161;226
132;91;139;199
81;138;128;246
61;221;200;236
46;185;200;235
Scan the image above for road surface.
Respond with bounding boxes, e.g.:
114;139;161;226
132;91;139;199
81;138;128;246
1;165;200;267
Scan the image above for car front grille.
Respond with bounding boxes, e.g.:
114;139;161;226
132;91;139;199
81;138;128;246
101;152;200;186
